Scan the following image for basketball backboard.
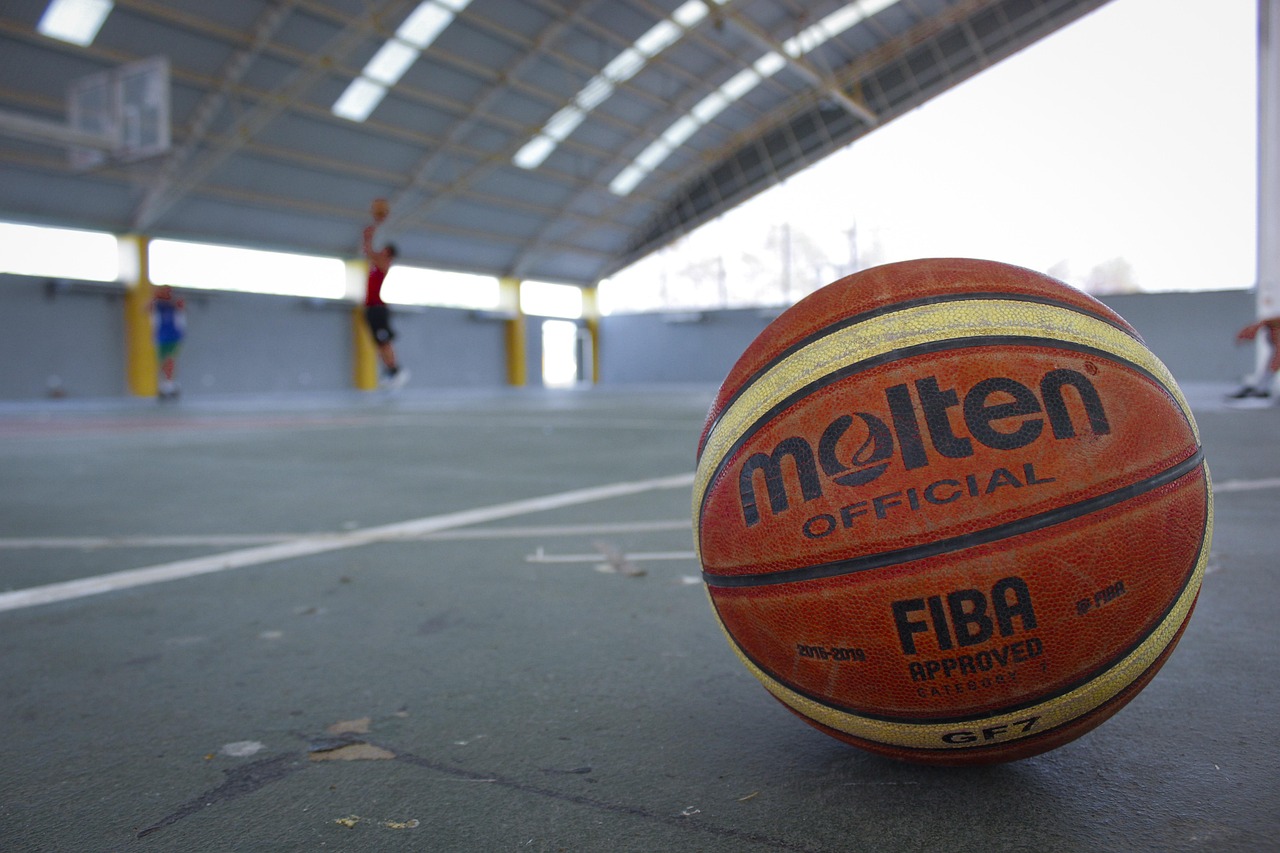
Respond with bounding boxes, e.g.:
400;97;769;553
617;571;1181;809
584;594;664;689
68;56;170;170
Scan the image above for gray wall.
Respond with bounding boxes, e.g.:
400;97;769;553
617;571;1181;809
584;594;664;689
597;290;1260;387
0;274;1261;400
1098;289;1257;383
0;275;127;398
597;308;776;384
0;274;508;399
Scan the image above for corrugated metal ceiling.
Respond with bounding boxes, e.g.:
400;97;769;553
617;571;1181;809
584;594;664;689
0;0;1112;285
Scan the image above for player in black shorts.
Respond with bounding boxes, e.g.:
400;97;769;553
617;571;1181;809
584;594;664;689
362;214;407;388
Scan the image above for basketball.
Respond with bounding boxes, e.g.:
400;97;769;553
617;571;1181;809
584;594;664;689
693;258;1211;765
371;197;390;222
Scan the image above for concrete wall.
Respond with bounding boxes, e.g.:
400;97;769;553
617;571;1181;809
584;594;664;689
1098;289;1257;383
596;289;1260;387
597;308;776;384
0;275;127;399
0;275;1260;400
0;274;508;399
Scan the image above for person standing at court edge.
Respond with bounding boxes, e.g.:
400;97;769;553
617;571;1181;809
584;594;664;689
152;285;185;401
1229;316;1280;399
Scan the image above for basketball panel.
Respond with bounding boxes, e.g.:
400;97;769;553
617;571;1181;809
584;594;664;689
693;297;1196;538
788;610;1193;766
700;259;1140;453
694;258;1213;764
699;345;1200;578
708;462;1208;722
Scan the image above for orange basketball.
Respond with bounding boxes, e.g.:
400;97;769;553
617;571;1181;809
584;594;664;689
371;197;390;222
693;258;1211;765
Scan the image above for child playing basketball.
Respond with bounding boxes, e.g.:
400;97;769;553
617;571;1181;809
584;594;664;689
151;285;185;400
362;203;407;389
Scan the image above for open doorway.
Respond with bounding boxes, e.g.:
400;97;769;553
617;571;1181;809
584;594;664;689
541;319;583;387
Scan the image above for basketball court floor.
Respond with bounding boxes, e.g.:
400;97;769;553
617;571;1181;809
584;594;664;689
0;382;1275;852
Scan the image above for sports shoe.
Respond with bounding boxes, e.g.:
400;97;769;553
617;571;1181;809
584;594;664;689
387;367;411;390
1227;386;1270;399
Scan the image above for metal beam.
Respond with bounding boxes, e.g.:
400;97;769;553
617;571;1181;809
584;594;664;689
129;0;301;233
1259;0;1280;319
130;0;413;231
717;5;879;126
383;0;603;231
0;107;114;151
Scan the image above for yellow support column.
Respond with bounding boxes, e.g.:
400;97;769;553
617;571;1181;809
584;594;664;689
347;259;378;390
500;276;527;387
120;234;157;398
582;286;600;385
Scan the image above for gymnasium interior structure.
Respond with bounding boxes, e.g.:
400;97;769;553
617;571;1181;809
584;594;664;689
1;1;1277;850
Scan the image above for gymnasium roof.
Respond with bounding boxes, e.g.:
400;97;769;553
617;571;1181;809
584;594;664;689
0;0;1111;286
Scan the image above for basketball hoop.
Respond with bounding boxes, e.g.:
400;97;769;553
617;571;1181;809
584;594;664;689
68;56;171;170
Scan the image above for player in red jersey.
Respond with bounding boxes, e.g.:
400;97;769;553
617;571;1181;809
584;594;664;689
362;219;407;389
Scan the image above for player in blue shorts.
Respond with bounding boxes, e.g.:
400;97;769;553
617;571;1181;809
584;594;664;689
151;285;186;400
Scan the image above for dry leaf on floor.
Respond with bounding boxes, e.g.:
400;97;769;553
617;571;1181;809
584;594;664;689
326;717;372;735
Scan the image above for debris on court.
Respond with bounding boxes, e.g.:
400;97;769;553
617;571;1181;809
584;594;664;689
326;717;371;735
333;815;419;830
219;740;265;757
592;540;645;576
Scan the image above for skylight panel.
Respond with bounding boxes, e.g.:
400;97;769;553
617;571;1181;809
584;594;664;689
719;67;762;102
788;0;898;55
513;136;556;169
396;2;454;48
37;0;113;47
671;1;709;28
782;29;819;58
635;20;682;57
576;77;615;111
601;48;646;84
661;115;701;149
333;78;388;122
690;90;731;124
754;51;787;78
513;1;737;170
364;41;419;85
333;1;471;122
634;139;673;171
609;0;898;196
544;105;585;142
609;165;647;196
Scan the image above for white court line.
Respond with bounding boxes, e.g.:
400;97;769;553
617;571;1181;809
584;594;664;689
526;549;697;564
0;520;692;550
0;535;301;549
0;473;695;614
1213;477;1280;493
